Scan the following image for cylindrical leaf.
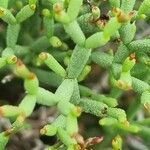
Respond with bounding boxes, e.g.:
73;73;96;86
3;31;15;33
39;52;66;78
24;73;39;95
91;51;113;68
55;79;75;101
79;98;108;117
85;32;109;49
19;94;36;117
6;24;20;48
67;45;91;78
107;108;127;122
37;87;59;106
67;0;83;21
57;128;76;147
64;20;86;46
128;39;150;53
16;4;35;23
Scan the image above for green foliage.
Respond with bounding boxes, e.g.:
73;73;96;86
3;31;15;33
0;0;150;149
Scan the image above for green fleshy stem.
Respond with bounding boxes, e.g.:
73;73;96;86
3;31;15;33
57;101;75;116
67;0;83;22
66;113;78;136
14;45;30;57
79;98;108;117
57;127;77;147
122;57;135;72
79;85;93;97
91;51;114;68
11;115;25;134
37;87;60;106
103;17;121;38
43;15;54;39
0;7;16;24
14;60;31;79
6;24;20;48
0;58;6;68
55;79;75;102
24;73;39;95
67;45;91;78
121;0;136;13
0;105;22;118
52;115;66;129
99;117;118;126
16;4;36;23
107;107;127;123
40;125;57;136
138;0;150;16
70;79;80;105
0;132;9;150
64;20;86;46
135;125;150;141
91;94;118;107
119;22;136;44
131;77;150;94
128;39;150;53
113;42;130;64
0;0;8;8
136;118;150;126
77;65;91;82
18;94;36;117
39;52;67;78
109;0;120;8
85;32;109;49
31;68;63;87
116;71;133;91
111;63;122;80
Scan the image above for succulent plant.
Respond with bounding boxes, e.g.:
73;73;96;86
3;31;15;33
0;0;150;149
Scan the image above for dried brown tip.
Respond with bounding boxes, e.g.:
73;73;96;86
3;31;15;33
113;8;129;23
27;72;36;80
128;11;136;19
96;19;107;28
53;3;63;14
117;13;128;23
129;53;136;61
16;59;24;66
144;102;150;111
72;133;85;145
84;136;104;148
4;128;14;136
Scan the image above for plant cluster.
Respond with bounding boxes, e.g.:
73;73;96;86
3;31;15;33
0;0;150;149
